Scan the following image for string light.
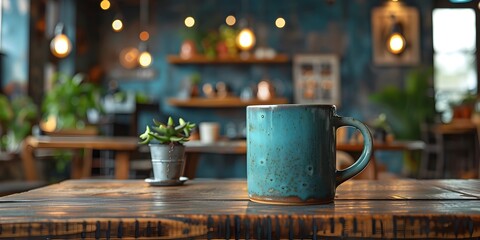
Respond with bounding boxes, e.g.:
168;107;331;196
139;51;152;67
139;31;150;41
226;15;236;26
100;0;110;10
275;17;286;28
184;16;195;27
112;19;123;32
119;47;139;69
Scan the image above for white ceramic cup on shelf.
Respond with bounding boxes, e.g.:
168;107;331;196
199;122;220;143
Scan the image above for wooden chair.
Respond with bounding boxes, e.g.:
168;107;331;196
419;124;445;178
419;123;477;179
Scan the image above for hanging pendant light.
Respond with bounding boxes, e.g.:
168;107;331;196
236;27;256;51
235;17;256;52
50;23;72;58
138;0;152;68
225;15;236;26
138;41;152;68
275;17;286;29
112;13;124;32
184;16;195;28
100;0;111;10
386;17;406;55
138;51;152;68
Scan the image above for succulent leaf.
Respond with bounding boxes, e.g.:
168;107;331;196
170;136;183;142
179;118;186;125
175;124;186;131
138;117;196;145
152;126;167;134
139;126;151;139
153;119;164;127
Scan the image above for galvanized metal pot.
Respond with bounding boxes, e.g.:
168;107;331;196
149;144;186;181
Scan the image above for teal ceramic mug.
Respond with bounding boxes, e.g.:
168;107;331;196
246;104;372;205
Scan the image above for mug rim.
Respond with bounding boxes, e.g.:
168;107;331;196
247;104;336;109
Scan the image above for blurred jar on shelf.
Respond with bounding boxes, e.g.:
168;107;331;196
180;40;198;59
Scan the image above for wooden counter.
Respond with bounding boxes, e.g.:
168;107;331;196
21;136;139;181
183;140;425;179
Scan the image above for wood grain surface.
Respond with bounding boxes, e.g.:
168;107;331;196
0;179;478;239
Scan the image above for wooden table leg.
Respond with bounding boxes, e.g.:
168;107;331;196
476;126;480;178
372;150;378;180
82;148;93;178
21;143;38;181
71;150;83;179
115;151;130;179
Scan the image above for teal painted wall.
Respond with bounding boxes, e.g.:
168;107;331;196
94;0;433;132
90;0;433;178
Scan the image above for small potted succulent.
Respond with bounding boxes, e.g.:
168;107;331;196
139;116;195;184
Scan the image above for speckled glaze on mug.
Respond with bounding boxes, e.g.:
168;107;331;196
246;104;372;205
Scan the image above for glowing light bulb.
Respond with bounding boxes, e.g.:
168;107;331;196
275;17;286;28
100;0;110;10
50;34;71;58
226;15;236;26
112;19;123;32
119;47;139;69
139;51;152;67
387;32;406;55
236;28;256;51
139;31;150;41
40;115;57;132
184;16;195;27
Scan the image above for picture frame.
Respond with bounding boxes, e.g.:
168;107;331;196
293;54;340;105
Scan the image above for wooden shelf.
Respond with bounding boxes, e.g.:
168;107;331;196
167;54;290;64
167;97;289;108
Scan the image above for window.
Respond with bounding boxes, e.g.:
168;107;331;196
432;8;477;122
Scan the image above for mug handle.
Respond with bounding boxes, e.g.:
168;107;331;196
334;116;373;187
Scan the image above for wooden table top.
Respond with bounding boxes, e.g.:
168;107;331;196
434;120;479;134
24;135;139;150
0;179;478;239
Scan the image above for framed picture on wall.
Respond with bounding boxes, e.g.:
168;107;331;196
293;54;340;105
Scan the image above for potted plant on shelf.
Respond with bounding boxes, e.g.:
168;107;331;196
139;116;196;186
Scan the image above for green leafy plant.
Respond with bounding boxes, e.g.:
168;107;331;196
369;67;436;140
42;72;103;130
0;94;38;152
139;117;196;145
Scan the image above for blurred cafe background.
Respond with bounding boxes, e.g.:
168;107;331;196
0;0;478;194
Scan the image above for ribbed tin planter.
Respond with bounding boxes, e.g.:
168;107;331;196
149;144;186;181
